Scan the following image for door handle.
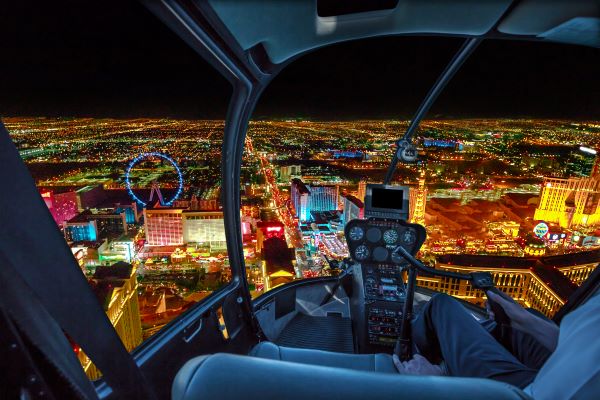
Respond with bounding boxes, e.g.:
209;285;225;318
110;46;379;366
182;318;203;343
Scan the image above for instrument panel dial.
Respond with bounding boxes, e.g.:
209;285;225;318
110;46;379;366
366;227;382;243
348;226;364;241
373;246;389;262
391;249;404;264
354;244;370;261
344;219;425;265
383;229;399;244
402;229;416;245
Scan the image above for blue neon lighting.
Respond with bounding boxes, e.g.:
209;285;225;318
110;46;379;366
125;152;184;207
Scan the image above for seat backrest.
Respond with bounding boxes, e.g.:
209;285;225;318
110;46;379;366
526;289;600;399
172;353;530;400
554;264;600;324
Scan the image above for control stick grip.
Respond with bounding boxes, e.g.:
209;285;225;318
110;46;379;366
469;272;511;326
394;338;411;362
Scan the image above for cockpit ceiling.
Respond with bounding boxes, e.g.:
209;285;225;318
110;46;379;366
498;0;600;48
207;0;512;64
206;0;600;65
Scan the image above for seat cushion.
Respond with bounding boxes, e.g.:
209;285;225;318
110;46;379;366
249;341;397;374
172;353;530;400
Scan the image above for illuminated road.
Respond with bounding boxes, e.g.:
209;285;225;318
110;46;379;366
246;136;304;249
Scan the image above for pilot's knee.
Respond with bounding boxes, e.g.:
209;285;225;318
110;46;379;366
430;293;460;310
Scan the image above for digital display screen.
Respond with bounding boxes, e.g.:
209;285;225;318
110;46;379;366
371;188;405;210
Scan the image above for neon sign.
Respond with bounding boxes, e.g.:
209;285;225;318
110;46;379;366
533;222;549;238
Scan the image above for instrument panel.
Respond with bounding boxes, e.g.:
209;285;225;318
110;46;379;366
363;263;406;301
345;219;426;265
346;218;426;349
368;306;402;346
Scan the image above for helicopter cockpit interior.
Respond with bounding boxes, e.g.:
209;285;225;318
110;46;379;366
1;1;600;399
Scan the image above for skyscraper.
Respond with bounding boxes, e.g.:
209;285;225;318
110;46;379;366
144;207;185;246
182;210;227;250
535;173;600;228
291;178;311;222
39;188;79;227
565;146;598;177
357;180;367;203
81;262;142;379
309;184;339;213
279;164;301;183
291;179;339;222
65;219;98;242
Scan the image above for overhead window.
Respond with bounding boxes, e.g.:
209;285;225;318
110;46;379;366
317;0;399;17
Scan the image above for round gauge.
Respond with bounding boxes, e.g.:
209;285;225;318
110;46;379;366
373;247;389;262
366;227;382;243
402;229;416;245
383;229;399;245
354;245;370;261
391;250;404;264
348;226;364;241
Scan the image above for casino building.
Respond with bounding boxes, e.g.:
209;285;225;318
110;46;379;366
291;178;311;222
534;156;600;228
291;178;339;222
80;262;142;379
144;206;226;250
420;250;599;317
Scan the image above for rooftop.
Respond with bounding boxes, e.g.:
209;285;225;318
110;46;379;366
437;251;600;301
291;178;310;194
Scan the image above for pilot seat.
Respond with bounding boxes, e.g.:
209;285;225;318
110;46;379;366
172;345;529;400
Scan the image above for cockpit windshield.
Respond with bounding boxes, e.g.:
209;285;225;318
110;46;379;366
1;2;599;385
240;38;600;320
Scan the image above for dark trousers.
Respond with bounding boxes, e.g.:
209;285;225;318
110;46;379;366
411;294;552;388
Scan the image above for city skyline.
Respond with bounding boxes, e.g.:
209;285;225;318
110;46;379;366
6;115;600;378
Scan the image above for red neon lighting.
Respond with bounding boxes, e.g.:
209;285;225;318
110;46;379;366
266;226;283;232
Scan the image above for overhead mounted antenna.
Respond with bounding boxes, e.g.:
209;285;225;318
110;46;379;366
383;37;482;185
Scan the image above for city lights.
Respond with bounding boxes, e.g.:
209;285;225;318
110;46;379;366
5;115;600;375
579;146;597;155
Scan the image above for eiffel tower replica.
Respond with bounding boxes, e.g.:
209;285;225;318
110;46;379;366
410;170;427;225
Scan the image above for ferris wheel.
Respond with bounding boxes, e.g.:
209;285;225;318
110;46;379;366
125;152;183;207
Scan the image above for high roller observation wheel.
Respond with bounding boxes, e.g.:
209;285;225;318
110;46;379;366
125;152;183;206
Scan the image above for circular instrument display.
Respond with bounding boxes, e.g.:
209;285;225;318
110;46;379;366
383;229;399;244
391;249;404;264
402;229;416;245
366;227;382;243
354;245;370;261
373;247;389;262
348;226;364;241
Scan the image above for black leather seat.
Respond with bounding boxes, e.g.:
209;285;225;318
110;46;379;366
172;352;530;400
249;341;397;373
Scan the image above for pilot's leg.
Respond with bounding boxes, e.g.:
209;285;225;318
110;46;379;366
411;293;537;388
495;310;554;370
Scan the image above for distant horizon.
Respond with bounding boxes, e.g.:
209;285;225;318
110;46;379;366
3;116;600;123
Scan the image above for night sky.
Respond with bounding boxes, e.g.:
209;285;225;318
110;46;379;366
1;1;599;120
